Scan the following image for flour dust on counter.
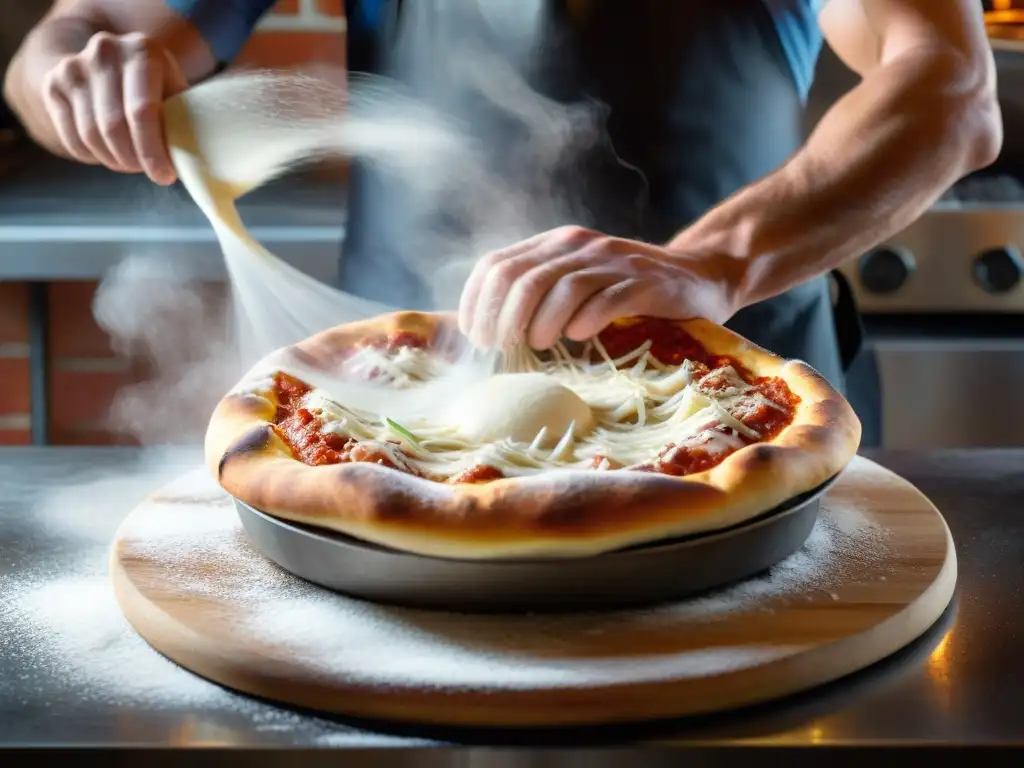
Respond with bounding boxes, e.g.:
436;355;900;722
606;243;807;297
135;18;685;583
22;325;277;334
0;449;429;747
2;554;431;746
0;450;233;708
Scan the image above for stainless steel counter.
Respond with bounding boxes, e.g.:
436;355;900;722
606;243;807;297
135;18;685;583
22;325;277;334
0;148;345;283
1;447;1023;760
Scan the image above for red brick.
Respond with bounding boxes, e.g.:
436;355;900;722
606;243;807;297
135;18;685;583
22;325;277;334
235;31;345;68
0;357;30;415
48;281;116;358
0;430;31;445
49;365;145;430
317;0;344;15
0;283;30;344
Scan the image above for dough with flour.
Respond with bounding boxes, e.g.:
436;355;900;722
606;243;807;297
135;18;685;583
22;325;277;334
445;372;595;448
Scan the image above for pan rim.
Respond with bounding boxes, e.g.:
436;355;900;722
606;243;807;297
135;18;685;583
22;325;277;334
232;472;839;566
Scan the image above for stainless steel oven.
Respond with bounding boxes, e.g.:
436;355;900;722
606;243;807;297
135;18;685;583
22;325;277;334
810;43;1024;449
869;334;1024;449
837;201;1024;449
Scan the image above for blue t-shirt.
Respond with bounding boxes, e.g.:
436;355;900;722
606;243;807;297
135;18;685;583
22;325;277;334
164;0;823;99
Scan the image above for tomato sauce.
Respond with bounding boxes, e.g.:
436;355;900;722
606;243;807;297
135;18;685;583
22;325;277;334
346;331;429;381
273;333;428;468
270;371;417;470
589;454;622;470
446;464;504;484
356;330;428;354
652;445;723;477
269;319;799;481
597;318;801;476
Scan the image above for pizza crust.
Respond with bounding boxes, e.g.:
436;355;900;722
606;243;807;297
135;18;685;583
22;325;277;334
205;312;862;559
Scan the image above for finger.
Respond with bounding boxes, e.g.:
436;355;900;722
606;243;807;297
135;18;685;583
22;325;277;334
458;225;591;336
493;238;619;348
92;58;140;172
564;279;661;341
42;79;95;164
122;35;177;185
80;32;138;172
470;241;588;348
458;236;549;337
69;82;119;168
468;227;599;347
470;247;554;348
525;269;623;350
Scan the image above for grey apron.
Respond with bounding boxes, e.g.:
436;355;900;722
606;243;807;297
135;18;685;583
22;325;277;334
340;0;881;445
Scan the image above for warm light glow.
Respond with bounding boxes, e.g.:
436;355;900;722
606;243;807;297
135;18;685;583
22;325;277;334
928;628;951;673
927;628;953;712
168;718;241;747
733;723;829;745
992;1;1013;11
985;6;1024;24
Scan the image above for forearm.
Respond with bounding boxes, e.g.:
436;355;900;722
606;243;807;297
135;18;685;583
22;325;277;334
671;46;1002;309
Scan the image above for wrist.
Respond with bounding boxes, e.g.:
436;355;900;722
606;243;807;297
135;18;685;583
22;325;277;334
665;218;757;315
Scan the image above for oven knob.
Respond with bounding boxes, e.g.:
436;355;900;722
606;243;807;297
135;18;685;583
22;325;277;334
859;247;915;294
973;246;1024;294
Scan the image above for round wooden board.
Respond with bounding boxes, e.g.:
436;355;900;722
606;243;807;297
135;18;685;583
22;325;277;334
111;456;956;728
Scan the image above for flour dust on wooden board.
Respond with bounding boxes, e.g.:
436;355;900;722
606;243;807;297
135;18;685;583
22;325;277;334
110;460;896;693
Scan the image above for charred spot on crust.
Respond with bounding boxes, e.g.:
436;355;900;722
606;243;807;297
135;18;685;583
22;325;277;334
330;464;428;522
741;443;777;470
531;499;598;532
523;480;639;532
219;425;276;479
813;396;850;427
795;362;829;387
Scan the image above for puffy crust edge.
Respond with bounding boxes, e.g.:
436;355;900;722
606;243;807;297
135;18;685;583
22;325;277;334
204;312;862;559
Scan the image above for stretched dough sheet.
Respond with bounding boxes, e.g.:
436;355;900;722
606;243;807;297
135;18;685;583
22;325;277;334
163;71;504;420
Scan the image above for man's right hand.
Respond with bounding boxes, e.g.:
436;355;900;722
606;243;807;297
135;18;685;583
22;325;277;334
40;31;188;185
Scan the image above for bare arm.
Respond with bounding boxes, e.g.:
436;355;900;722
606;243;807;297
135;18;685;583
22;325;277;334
452;0;1002;350
3;0;218;181
671;0;1002;308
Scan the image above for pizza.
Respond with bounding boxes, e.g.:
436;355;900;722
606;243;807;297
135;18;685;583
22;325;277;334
205;311;861;559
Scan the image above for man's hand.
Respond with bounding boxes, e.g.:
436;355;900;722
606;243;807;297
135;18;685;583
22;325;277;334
4;1;222;184
457;226;740;350
41;31;187;185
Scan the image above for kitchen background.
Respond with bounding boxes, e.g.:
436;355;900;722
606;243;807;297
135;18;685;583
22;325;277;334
1;1;1022;449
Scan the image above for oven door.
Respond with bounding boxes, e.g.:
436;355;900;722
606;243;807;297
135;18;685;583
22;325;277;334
871;332;1024;449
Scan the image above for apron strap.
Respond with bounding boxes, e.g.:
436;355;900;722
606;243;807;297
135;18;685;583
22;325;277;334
830;268;864;372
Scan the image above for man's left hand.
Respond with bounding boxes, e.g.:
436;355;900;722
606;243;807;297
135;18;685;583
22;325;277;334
458;225;741;350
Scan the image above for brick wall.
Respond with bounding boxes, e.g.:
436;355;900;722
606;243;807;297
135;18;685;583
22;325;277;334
237;0;346;69
0;284;30;444
0;0;347;446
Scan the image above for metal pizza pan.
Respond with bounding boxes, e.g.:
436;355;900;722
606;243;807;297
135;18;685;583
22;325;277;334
233;474;837;614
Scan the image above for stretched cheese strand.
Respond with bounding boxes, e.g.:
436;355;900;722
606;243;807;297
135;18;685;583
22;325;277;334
294;338;787;479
